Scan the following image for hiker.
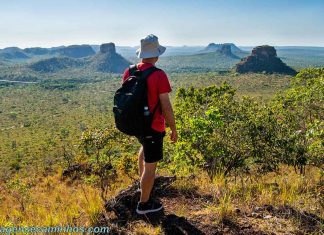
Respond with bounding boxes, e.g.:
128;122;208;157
121;34;177;214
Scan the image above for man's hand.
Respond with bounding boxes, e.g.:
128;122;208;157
170;129;178;143
159;93;177;144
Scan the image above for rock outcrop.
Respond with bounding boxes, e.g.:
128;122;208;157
99;43;116;54
95;175;281;234
100;176;216;234
235;45;297;75
90;42;131;73
104;176;177;224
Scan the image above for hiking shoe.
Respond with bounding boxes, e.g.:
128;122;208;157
136;199;163;214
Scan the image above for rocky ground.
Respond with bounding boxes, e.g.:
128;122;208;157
96;176;323;235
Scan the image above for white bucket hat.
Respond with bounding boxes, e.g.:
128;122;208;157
136;34;166;59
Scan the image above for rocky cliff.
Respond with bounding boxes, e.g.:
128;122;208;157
235;45;297;75
99;43;116;54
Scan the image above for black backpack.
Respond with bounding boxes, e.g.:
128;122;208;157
113;65;160;136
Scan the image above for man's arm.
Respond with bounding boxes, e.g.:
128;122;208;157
159;93;178;143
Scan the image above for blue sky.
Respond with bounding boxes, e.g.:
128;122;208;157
0;0;323;48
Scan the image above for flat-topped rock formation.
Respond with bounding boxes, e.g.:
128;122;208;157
99;43;116;54
90;42;130;73
55;45;95;58
235;45;297;75
203;43;242;53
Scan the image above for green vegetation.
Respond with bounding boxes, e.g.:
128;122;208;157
0;67;322;233
0;72;291;180
172;68;323;179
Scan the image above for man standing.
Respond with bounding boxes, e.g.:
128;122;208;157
122;34;177;214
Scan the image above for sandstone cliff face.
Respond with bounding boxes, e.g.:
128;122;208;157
235;45;297;75
99;43;116;54
252;45;277;58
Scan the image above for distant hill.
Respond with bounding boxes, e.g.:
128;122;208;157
0;47;29;60
89;43;131;73
216;44;240;59
1;44;324;74
91;45;204;58
162;46;204;56
202;43;243;53
53;45;95;58
30;57;84;73
23;47;50;55
28;43;130;74
0;45;95;61
158;49;248;73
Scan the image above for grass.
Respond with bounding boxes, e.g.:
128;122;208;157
0;166;322;234
0;173;103;228
169;166;323;233
129;222;162;235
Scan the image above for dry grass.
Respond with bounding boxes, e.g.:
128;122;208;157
0;166;322;234
168;166;323;233
207;167;320;215
0;173;103;227
129;221;162;235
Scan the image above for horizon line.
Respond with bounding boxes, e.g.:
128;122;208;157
1;43;324;50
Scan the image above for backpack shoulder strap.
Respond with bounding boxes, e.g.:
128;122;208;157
129;64;138;77
140;66;161;80
141;66;162;117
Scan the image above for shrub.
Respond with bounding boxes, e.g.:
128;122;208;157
172;68;323;178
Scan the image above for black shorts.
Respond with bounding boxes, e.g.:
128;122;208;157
136;129;166;163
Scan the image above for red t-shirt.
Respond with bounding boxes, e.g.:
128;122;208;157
122;62;172;132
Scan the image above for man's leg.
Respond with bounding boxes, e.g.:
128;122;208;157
140;162;157;202
138;146;144;178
